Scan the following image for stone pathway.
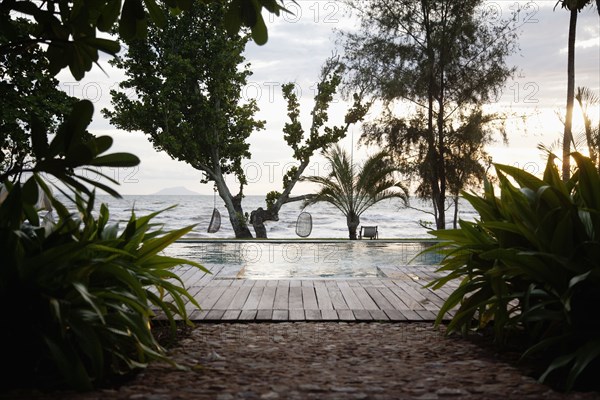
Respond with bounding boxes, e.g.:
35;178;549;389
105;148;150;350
12;322;599;400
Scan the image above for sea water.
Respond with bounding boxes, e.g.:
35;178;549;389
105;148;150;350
90;195;478;239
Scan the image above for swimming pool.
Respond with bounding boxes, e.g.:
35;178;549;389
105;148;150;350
167;240;442;279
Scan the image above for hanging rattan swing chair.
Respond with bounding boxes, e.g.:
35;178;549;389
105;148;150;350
207;185;221;234
295;211;312;238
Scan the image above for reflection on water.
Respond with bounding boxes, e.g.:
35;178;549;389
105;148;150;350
165;241;442;279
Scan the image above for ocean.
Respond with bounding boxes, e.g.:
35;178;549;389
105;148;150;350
91;194;478;239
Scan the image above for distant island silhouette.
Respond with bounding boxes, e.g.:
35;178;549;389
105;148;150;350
151;186;202;195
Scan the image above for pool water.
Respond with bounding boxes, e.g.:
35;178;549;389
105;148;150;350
167;241;442;279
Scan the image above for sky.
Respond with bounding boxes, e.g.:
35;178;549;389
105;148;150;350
56;0;600;196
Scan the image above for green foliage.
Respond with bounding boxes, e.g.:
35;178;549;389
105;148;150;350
281;59;367;166
1;100;140;197
104;2;263;185
341;0;518;229
303;144;408;240
0;0;290;79
428;153;600;391
104;1;263;238
0;20;78;175
265;191;281;210
0;176;207;391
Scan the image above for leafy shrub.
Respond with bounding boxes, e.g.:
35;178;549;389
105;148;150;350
428;153;600;391
0;175;207;391
0;98;207;391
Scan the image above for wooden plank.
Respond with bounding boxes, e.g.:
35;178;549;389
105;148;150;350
393;280;440;310
254;280;268;287
315;285;334;310
400;309;423;321
353;309;373;320
272;310;289;320
230;279;245;287
257;286;276;309
238;310;257;320
189;310;209;320
228;286;252;309
205;310;226;320
197;266;222;285
337;309;356;321
184;268;211;288
183;286;205;312
384;309;408;321
351;285;379;310
364;287;395;310
302;286;319;310
221;310;241;320
241;286;264;310
194;286;223;310
325;280;338;288
305;309;321;320
273;282;289;309
416;310;438;320
289;309;305;320
321;309;339;321
387;284;422;310
289;287;303;309
177;265;199;283
266;280;279;287
328;286;349;310
212;286;240;310
369;309;389;321
378;287;410;310
289;280;302;287
337;281;364;309
256;309;273;320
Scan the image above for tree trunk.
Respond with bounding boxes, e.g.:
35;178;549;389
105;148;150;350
250;207;277;239
250;195;313;238
214;176;252;239
562;8;577;181
347;213;360;240
453;194;459;229
422;2;444;231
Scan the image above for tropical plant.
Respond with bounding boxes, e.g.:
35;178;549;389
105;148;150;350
427;152;600;391
1;176;207;391
303;144;408;239
575;86;600;170
0;98;207;390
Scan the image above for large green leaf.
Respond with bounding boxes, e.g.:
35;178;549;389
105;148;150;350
90;153;140;167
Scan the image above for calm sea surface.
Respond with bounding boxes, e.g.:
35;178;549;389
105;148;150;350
88;195;477;239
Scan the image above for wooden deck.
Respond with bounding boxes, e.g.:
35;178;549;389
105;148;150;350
168;263;457;322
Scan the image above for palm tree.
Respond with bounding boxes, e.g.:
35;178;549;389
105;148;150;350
303;144;408;240
557;0;600;180
575;86;600;171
